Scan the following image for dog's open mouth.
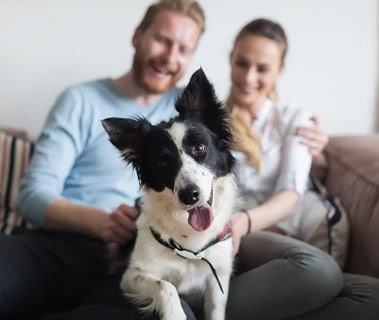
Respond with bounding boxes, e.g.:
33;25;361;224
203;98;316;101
187;181;214;231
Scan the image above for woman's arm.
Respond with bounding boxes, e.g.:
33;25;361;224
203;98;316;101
296;115;329;166
238;189;299;231
231;107;313;254
230;189;298;254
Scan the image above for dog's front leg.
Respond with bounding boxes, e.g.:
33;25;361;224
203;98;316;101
121;269;186;320
203;272;230;320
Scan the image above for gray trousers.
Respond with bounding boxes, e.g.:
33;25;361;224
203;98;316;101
1;229;378;320
227;231;379;320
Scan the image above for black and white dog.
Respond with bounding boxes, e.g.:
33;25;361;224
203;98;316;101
102;68;236;320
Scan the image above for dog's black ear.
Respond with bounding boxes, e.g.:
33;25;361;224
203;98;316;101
176;68;234;150
175;68;218;116
102;117;151;165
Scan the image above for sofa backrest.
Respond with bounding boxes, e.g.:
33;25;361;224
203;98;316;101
325;135;379;278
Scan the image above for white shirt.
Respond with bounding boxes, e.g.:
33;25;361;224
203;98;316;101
233;99;313;226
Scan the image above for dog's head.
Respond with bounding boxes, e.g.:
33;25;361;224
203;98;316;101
103;68;235;232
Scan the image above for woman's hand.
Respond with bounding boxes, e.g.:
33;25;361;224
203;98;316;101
230;211;250;255
297;115;329;157
98;203;138;244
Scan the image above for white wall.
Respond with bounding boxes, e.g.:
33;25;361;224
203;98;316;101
1;0;378;139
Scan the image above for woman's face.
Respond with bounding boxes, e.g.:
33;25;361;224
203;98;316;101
230;34;284;114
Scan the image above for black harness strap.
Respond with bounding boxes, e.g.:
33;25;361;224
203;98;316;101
149;225;232;294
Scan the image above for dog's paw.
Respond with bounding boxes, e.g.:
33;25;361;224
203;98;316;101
208;309;226;320
160;308;186;320
157;298;187;320
155;282;187;320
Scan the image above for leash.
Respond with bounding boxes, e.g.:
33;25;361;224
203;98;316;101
149;224;232;294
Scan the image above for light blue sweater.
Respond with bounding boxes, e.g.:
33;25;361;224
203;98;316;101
18;79;181;227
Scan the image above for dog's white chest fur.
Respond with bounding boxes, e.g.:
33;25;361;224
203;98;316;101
120;173;235;320
130;225;233;294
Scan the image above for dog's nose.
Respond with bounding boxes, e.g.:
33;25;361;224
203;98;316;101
178;185;200;205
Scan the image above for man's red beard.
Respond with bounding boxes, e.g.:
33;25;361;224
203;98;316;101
132;53;182;94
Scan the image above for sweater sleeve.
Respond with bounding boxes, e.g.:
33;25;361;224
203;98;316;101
17;87;88;226
273;107;313;196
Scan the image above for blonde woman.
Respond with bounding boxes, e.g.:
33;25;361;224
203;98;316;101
226;18;379;320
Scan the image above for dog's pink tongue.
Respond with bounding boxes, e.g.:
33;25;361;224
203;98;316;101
188;204;213;231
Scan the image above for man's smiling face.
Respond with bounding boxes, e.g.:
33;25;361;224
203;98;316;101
132;9;201;94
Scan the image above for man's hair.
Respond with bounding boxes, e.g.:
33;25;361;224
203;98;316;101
138;0;205;34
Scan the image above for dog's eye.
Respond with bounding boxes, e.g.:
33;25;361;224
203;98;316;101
192;143;206;156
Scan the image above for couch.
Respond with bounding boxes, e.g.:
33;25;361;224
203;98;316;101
1;128;379;278
313;134;379;278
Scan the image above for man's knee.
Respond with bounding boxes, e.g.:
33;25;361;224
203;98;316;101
0;235;47;318
0;260;28;317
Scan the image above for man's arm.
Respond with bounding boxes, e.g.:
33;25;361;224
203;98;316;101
17;87;137;244
18;88;86;226
45;199;137;244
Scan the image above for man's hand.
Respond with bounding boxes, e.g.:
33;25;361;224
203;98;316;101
98;203;138;244
297;115;329;157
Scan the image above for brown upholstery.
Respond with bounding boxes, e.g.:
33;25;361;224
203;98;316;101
322;135;379;277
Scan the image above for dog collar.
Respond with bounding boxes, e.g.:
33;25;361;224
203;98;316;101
149;223;233;294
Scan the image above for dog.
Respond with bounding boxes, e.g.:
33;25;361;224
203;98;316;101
102;68;236;320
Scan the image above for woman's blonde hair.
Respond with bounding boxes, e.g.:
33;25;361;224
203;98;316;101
228;18;288;171
227;96;262;171
138;0;205;34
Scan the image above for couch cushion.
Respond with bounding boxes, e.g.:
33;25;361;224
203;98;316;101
325;135;379;277
0;130;34;234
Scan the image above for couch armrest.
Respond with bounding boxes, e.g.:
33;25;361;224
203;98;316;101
324;135;379;277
